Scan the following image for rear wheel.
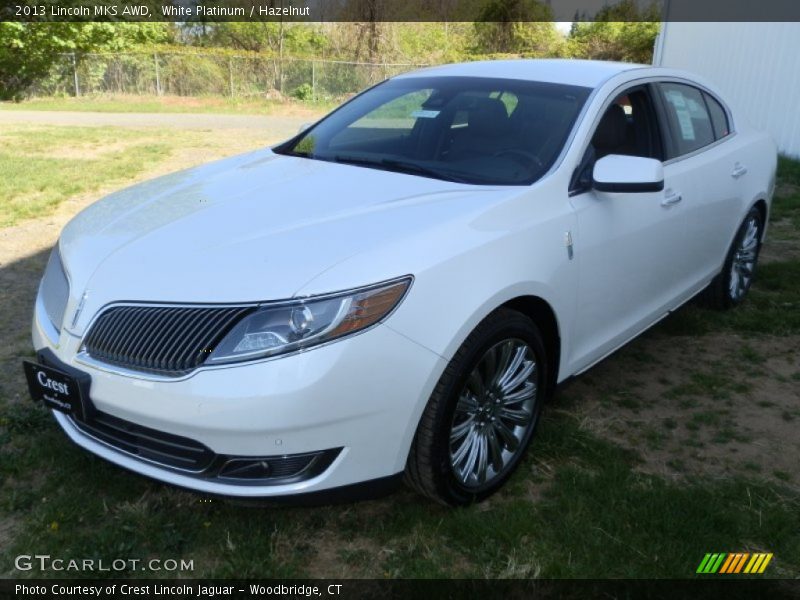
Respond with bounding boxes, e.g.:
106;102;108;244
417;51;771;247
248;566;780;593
701;207;763;310
405;308;547;506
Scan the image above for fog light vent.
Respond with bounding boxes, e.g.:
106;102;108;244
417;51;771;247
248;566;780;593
218;458;274;480
216;450;340;483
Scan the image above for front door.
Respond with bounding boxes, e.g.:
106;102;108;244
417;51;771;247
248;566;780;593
567;85;687;372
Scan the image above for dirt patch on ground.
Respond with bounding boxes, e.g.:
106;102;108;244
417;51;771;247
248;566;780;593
306;532;388;578
35;140;143;160
560;331;800;488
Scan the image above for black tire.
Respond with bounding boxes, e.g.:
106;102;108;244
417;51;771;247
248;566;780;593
700;207;763;310
404;308;548;506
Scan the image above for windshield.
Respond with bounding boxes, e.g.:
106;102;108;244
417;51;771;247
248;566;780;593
274;76;592;186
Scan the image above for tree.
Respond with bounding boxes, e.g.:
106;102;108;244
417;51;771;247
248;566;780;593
473;0;563;56
567;1;661;64
0;22;173;101
197;22;327;56
346;0;388;62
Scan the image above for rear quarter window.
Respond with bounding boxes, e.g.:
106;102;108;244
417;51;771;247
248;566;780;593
704;92;730;139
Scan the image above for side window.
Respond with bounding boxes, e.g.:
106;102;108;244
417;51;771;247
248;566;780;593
658;83;715;157
571;86;663;194
590;89;663;161
704;92;730;140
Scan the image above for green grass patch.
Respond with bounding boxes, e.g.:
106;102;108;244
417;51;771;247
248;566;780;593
777;155;800;187
739;344;766;364
0;94;336;115
665;372;749;402
773;157;800;229
771;191;800;224
0;124;266;228
658;259;800;337
771;189;800;231
0;126;179;227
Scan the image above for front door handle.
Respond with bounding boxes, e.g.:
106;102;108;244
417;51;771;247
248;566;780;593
661;189;682;207
732;163;748;178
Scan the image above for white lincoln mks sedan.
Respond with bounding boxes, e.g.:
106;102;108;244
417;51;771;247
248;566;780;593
25;60;776;505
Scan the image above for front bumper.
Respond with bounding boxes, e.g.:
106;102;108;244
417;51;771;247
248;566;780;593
32;296;446;497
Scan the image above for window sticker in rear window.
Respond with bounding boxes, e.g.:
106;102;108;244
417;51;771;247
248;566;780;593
666;90;696;141
666;89;685;108
676;109;696;141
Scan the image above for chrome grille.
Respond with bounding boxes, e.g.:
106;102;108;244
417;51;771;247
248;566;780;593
40;246;70;332
82;304;254;376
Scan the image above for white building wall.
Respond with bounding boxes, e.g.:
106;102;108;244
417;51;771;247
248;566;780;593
654;22;800;157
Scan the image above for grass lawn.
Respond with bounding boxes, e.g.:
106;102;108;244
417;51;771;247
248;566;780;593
0;127;176;228
0;94;337;116
0;130;798;578
0;124;280;228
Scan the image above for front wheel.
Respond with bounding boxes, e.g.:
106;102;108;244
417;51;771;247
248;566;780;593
404;308;547;506
701;207;763;310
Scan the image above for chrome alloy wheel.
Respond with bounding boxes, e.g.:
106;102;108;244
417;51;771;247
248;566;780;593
729;215;759;301
449;339;538;488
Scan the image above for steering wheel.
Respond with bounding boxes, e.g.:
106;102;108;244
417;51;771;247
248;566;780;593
493;149;543;170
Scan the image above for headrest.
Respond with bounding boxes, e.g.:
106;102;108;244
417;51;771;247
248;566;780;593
467;97;510;137
593;104;628;150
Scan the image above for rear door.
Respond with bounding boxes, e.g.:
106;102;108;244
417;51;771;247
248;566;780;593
654;82;745;290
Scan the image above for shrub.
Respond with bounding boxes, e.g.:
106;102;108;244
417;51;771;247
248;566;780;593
290;82;314;101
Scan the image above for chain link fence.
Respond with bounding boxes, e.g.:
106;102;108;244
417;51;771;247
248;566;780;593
31;52;428;101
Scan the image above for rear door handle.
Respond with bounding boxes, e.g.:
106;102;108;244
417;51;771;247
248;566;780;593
661;189;682;207
732;163;748;178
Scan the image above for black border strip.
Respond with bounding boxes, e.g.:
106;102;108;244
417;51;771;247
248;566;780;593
1;578;799;599
4;0;800;23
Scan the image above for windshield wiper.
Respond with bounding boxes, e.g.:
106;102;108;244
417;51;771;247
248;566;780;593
381;158;473;184
328;155;471;184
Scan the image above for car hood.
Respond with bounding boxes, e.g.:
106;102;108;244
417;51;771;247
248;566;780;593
60;149;511;334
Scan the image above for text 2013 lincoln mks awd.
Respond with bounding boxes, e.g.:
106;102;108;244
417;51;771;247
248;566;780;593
24;60;776;505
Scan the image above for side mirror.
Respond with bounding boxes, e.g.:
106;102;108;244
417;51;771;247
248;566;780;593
592;154;664;193
298;122;312;134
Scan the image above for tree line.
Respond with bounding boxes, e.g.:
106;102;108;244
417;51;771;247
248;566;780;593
0;0;660;101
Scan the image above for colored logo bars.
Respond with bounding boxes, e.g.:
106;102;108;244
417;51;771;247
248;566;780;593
696;553;773;574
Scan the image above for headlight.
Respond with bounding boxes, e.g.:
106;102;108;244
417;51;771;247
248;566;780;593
207;276;412;365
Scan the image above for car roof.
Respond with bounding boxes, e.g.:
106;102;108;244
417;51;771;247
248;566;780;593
395;59;652;89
